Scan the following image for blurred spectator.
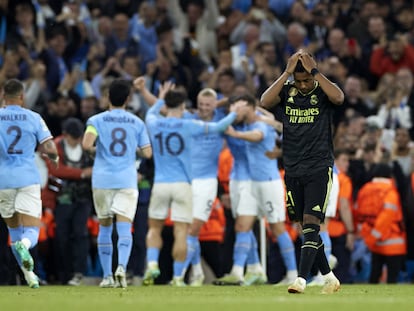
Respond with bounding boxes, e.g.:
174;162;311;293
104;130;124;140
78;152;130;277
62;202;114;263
333;75;374;126
6;2;46;60
254;41;282;97
391;127;412;177
347;0;378;46
283;21;311;61
168;0;219;65
376;80;412;151
230;0;286;47
370;33;414;78
40;26;69;94
130;1;158;73
104;12;138;60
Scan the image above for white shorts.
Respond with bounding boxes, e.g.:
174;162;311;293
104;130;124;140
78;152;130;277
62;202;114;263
325;172;339;218
252;179;285;223
192;178;218;222
92;188;138;221
229;180;257;218
149;182;192;223
0;185;41;219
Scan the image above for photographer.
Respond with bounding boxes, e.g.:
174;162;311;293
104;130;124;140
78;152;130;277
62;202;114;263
46;118;93;285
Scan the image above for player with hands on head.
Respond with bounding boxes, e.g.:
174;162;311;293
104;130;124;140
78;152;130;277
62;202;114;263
261;50;344;294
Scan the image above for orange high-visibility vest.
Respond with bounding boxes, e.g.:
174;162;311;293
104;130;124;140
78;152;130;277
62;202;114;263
328;171;353;237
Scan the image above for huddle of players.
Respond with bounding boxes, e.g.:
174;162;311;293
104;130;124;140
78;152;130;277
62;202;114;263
3;51;340;294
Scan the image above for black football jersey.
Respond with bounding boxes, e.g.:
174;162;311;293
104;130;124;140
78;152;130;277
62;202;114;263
279;81;335;177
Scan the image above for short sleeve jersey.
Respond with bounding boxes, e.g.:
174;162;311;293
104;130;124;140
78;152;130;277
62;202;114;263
87;109;150;189
0;105;52;188
279;81;335;177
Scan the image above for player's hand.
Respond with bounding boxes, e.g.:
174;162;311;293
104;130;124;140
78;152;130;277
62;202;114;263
81;167;92;179
265;146;282;159
43;153;59;168
298;52;317;73
133;76;145;92
285;51;301;74
158;81;175;99
225;125;237;137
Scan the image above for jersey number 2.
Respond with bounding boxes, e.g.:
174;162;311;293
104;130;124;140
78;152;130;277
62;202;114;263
7;126;23;154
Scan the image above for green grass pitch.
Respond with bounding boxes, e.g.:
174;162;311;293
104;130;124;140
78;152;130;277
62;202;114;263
0;285;413;311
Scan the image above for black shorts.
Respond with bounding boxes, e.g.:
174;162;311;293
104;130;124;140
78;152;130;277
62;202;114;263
284;167;333;223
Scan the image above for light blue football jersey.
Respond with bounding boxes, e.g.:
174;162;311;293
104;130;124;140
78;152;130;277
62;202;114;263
145;99;236;183
225;123;251;181
87;108;150;189
184;109;226;179
245;121;280;181
0;105;52;189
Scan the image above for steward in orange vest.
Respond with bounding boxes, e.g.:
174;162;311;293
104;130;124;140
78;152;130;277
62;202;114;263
356;163;406;283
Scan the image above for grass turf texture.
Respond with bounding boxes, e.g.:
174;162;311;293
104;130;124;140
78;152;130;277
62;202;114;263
0;285;413;311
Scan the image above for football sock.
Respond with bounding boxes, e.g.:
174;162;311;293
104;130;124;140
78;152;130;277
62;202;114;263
97;224;113;277
146;247;160;267
319;230;332;259
191;239;201;266
246;231;262;272
233;231;251;276
173;260;186;278
315;236;331;275
184;235;198;269
298;223;320;279
8;226;23;266
22;226;39;249
277;231;297;272
116;222;132;269
246;231;260;264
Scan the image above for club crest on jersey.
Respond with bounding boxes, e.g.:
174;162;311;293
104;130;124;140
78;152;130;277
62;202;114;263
289;87;298;97
310;94;318;105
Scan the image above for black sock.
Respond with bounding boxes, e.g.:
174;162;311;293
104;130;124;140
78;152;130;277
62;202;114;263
315;236;331;275
298;224;320;279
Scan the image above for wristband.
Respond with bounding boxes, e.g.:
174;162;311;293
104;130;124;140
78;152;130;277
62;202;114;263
310;68;319;76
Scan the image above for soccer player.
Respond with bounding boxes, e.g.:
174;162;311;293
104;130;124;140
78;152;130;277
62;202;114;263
217;94;297;285
0;79;58;288
143;87;242;286
183;88;227;286
261;50;344;294
82;79;152;288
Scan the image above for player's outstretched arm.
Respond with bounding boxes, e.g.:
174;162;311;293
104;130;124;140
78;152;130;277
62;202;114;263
299;53;344;105
225;126;263;142
260;51;300;108
133;76;158;106
205;112;237;134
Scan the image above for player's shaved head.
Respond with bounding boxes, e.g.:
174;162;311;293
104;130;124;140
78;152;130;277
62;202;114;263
3;79;24;99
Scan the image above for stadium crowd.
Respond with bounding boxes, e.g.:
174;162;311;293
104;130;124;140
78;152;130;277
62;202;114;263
0;0;414;287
